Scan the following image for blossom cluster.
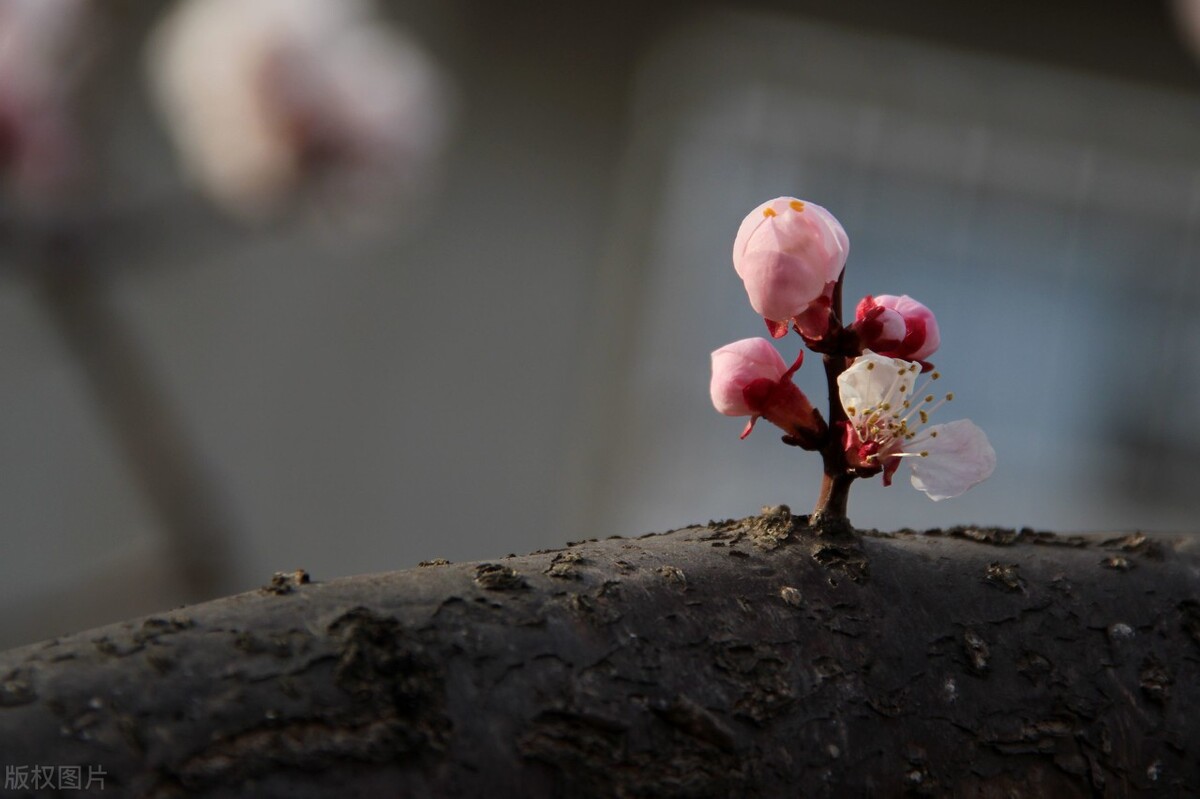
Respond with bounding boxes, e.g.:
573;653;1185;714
711;197;994;517
0;0;451;221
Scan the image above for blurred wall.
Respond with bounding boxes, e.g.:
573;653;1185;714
577;11;1200;540
2;0;1199;648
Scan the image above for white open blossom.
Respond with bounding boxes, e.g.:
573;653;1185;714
146;0;451;221
838;351;995;501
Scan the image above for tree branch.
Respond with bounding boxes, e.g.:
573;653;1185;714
1;513;1196;797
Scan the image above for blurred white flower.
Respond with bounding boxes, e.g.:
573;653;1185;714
146;0;452;222
1173;0;1200;62
0;0;92;205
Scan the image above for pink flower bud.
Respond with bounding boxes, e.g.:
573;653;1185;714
733;197;849;333
710;338;787;416
710;338;826;447
854;294;940;363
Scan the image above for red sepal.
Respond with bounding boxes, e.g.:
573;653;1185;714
881;456;901;487
782;349;804;380
741;378;776;414
900;315;927;357
739;416;759;440
764;317;789;339
852;296;903;351
840;421;883;477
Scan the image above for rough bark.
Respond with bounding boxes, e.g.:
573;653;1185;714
1;511;1197;797
34;228;240;601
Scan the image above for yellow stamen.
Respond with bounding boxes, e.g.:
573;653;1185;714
763;207;777;218
789;200;805;212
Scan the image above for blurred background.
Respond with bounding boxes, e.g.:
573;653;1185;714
3;0;1200;648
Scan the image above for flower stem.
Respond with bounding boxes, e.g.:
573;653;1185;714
810;271;856;530
812;472;854;521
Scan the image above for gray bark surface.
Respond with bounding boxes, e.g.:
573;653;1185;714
1;512;1197;797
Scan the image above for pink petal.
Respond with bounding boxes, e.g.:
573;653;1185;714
738;246;829;321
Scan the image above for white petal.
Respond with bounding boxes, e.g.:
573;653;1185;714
837;351;916;416
908;419;995;501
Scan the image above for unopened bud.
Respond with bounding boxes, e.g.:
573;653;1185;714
854;294;940;362
732;197;848;336
710;337;826;446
